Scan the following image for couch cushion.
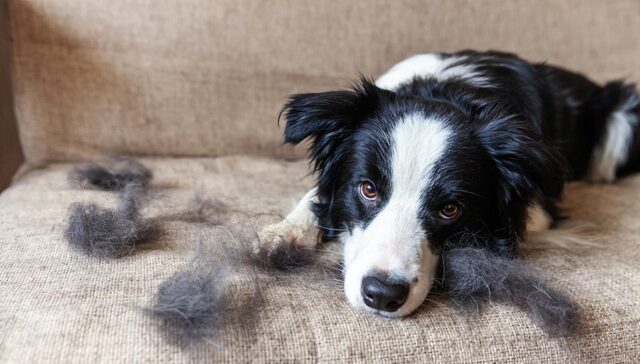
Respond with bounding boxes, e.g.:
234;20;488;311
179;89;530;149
0;156;639;363
9;0;640;165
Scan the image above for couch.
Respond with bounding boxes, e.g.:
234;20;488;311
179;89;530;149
1;0;639;362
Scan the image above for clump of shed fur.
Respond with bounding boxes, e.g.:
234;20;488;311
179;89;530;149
442;248;581;337
69;158;152;191
159;197;230;226
149;242;265;347
151;266;232;346
147;211;323;347
65;185;161;258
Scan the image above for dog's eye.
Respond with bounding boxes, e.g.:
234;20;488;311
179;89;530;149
438;203;461;220
359;181;378;201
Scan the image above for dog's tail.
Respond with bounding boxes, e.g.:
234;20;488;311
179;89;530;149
588;81;640;182
525;221;602;250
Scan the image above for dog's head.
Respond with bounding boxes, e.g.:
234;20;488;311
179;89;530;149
282;79;566;317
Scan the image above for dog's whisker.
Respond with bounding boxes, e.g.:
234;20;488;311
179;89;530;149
314;224;349;232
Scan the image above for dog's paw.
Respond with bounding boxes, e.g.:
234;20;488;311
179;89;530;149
256;221;304;251
254;221;315;270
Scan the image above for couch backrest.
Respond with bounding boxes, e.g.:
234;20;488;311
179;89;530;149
9;0;640;164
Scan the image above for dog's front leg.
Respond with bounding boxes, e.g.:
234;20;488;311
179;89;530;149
255;187;319;256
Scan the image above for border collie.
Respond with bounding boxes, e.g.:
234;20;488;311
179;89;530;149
256;50;640;317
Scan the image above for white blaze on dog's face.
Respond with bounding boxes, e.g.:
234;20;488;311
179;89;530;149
282;78;565;318
341;114;450;317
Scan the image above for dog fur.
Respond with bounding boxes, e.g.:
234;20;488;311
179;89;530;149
442;248;580;337
69;158;153;191
257;50;640;319
65;184;161;258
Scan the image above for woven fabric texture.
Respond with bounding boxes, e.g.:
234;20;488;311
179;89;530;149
0;156;638;363
4;0;640;361
9;0;640;164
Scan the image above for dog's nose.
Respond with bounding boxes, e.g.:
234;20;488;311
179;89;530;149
361;275;410;312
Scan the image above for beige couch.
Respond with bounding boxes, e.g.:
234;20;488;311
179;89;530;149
1;1;640;362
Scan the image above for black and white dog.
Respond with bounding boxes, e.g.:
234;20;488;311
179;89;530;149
256;50;640;317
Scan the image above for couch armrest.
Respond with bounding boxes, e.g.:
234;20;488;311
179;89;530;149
0;0;22;192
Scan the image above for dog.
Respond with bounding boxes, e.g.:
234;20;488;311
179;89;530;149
256;50;640;317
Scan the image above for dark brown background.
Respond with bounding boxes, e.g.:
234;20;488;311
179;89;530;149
0;0;22;191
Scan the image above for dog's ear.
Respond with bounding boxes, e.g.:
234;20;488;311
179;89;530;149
282;78;393;143
477;115;568;252
281;78;393;172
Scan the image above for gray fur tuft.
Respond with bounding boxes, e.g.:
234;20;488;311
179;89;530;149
64;185;161;258
150;267;231;346
69;158;152;191
159;197;229;226
443;248;580;337
149;243;264;347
